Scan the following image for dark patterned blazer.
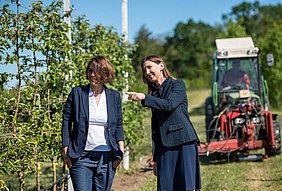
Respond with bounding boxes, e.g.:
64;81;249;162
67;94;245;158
61;84;124;160
142;79;199;159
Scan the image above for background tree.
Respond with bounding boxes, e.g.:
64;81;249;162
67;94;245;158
259;22;282;107
163;19;221;89
220;19;248;37
131;25;164;92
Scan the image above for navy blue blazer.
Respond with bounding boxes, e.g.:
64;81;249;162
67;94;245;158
142;79;199;157
62;84;124;160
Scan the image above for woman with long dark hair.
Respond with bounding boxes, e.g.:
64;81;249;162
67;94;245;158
128;55;201;191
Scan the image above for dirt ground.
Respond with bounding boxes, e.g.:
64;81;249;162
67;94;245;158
111;155;154;191
111;169;153;191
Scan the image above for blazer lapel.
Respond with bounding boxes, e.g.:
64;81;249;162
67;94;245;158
160;79;173;98
105;87;114;127
81;84;90;122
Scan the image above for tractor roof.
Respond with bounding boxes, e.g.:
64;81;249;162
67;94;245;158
215;37;259;59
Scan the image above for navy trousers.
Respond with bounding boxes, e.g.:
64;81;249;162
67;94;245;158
69;151;115;191
156;141;201;191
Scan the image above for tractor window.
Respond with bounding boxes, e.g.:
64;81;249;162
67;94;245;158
217;58;259;91
242;58;259;90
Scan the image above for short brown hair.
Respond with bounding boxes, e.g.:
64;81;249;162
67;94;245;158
86;56;115;84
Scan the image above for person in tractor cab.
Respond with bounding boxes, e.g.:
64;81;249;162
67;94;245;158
221;59;250;89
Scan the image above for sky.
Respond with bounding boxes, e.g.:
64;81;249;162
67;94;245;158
67;0;281;42
0;0;281;86
5;0;282;43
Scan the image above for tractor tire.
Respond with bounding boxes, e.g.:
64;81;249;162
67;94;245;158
266;121;281;156
205;96;216;142
273;121;281;154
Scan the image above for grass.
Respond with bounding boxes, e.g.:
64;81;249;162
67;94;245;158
137;176;157;191
0;162;65;190
0;161;63;191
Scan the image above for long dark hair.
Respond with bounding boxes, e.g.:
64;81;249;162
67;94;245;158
140;55;175;93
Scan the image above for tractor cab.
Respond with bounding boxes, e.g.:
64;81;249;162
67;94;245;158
214;57;262;112
217;58;259;92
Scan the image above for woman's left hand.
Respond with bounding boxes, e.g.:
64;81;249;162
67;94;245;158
113;159;122;168
114;141;124;168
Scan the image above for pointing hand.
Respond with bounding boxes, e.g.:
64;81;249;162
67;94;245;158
126;92;145;101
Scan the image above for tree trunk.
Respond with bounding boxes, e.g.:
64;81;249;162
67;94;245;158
36;162;41;191
18;171;24;191
52;158;57;191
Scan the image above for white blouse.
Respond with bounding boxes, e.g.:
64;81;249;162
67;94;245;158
84;88;111;151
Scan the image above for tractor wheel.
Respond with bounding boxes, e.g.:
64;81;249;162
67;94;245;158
205;96;216;142
266;121;281;156
273;121;281;154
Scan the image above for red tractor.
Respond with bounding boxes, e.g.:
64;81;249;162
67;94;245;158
199;37;281;161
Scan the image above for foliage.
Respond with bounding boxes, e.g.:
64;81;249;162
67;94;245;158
259;22;282;108
220;19;248;38
0;0;144;190
122;101;146;146
0;1;73;190
131;25;164;71
163;19;221;88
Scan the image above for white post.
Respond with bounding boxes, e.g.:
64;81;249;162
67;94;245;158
68;174;74;191
123;146;130;170
63;1;74;190
122;0;130;170
122;0;128;42
63;0;71;43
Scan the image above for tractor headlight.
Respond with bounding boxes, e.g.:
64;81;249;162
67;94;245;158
234;118;245;125
251;117;260;124
217;50;228;57
247;48;259;55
